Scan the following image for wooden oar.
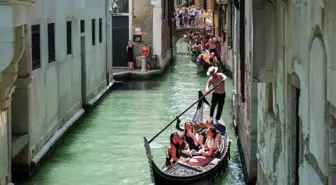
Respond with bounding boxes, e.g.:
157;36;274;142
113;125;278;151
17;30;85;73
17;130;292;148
148;80;224;144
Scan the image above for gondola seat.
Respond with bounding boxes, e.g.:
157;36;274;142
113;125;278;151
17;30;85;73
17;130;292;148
209;158;221;165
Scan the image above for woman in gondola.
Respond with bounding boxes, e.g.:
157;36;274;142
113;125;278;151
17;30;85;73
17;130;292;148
168;132;181;164
209;52;218;65
184;122;201;151
198;119;222;146
179;133;190;158
187;127;218;167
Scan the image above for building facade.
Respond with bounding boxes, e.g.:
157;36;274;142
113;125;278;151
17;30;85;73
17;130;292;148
1;0;113;183
132;0;153;67
230;0;258;183
0;0;34;184
151;0;173;68
231;0;336;184
111;0;133;67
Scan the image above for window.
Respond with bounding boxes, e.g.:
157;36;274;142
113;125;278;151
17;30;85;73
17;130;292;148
214;1;219;10
112;0;129;13
92;19;96;46
31;25;41;70
48;23;55;62
162;0;166;20
99;18;102;43
66;21;72;55
80;20;85;33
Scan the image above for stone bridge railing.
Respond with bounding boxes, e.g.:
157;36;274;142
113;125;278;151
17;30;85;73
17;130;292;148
171;26;208;55
173;26;208;39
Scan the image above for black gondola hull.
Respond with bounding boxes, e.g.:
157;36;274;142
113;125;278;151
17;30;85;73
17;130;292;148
192;56;214;73
150;144;231;185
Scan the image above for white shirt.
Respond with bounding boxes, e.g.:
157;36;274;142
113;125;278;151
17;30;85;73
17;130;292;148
206;138;218;151
190;10;196;16
195;10;201;18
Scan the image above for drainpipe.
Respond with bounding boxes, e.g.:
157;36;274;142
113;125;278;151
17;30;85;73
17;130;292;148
239;0;245;102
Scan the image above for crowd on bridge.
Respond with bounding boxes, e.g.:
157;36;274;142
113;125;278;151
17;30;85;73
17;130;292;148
175;5;212;29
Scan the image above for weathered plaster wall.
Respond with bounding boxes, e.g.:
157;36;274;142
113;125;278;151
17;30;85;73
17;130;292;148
133;0;153;65
133;0;172;68
232;0;258;182
161;0;170;59
134;0;152;18
0;108;10;185
0;3;14;183
21;0;107;164
255;0;336;184
151;0;172;68
0;1;30;184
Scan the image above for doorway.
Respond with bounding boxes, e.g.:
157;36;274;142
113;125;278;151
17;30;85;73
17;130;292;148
80;36;86;105
290;82;301;185
112;16;129;67
294;87;300;185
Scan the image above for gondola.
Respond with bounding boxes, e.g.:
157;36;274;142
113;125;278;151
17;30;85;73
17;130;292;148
144;91;231;185
191;52;213;73
192;53;216;72
198;58;216;72
190;52;204;73
200;59;215;71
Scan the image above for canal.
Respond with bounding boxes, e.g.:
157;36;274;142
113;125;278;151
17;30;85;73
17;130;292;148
18;41;245;185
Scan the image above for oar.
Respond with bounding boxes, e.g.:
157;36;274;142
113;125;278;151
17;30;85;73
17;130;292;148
148;80;224;144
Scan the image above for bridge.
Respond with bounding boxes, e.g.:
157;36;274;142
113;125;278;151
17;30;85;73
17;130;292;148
173;26;210;43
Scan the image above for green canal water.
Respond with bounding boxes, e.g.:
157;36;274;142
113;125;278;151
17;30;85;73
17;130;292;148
18;41;244;185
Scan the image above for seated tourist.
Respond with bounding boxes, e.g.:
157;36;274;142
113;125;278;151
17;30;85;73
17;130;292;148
198;119;222;146
168;132;181;164
209;52;217;64
191;120;206;132
178;133;190;157
187;127;219;167
184;122;201;151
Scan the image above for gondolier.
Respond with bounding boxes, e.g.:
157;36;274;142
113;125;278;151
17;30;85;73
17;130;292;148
205;66;227;123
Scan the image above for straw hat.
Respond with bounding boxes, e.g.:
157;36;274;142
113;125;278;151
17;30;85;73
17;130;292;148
207;66;218;76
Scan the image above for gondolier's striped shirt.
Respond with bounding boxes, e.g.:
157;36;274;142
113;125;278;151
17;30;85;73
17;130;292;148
208;74;225;94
